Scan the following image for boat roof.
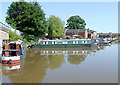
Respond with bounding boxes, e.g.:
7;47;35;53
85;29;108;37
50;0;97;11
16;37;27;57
41;39;91;41
8;40;23;44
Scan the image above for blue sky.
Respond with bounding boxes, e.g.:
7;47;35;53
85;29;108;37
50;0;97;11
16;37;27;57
0;2;118;33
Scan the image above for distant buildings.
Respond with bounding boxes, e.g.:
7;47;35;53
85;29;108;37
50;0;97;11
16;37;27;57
97;32;119;38
65;29;88;38
88;30;98;39
112;33;120;38
65;28;120;39
65;29;97;39
97;32;112;38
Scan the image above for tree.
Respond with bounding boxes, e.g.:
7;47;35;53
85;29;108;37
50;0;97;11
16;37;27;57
112;35;116;38
67;15;86;29
27;35;34;42
47;15;65;38
6;2;47;37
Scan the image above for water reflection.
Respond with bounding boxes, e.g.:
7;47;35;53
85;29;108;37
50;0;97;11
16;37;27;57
68;55;86;65
2;63;20;71
48;55;65;70
2;46;107;83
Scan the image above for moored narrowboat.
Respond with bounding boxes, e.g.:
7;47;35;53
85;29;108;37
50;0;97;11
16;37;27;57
2;40;26;64
32;39;97;48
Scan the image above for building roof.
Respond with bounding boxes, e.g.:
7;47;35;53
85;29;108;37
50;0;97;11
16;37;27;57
88;30;96;34
97;33;112;35
66;29;86;33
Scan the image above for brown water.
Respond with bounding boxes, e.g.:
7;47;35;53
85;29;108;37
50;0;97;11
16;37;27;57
1;44;118;83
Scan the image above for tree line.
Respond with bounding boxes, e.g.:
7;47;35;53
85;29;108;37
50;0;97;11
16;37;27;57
6;1;86;40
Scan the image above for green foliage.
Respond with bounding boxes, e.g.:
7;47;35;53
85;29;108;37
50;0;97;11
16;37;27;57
6;1;47;37
112;35;116;38
23;38;29;44
9;30;31;45
9;30;23;41
67;15;86;29
27;35;34;42
47;15;65;38
87;28;89;31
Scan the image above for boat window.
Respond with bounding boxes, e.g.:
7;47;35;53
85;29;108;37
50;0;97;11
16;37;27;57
4;44;19;56
73;41;78;44
85;41;87;43
9;44;16;49
4;44;9;56
63;41;67;44
82;41;85;43
52;42;54;44
76;41;78;44
43;42;45;44
43;42;48;44
55;42;57;44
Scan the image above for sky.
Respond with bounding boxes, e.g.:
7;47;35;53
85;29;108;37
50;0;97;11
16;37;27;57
0;1;118;33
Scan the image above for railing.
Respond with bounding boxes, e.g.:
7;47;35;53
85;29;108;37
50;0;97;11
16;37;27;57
0;22;11;32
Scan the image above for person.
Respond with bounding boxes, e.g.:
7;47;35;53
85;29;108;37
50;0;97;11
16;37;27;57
10;45;14;49
9;51;12;56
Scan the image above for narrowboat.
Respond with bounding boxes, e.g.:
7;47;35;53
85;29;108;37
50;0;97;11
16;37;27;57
96;38;110;44
32;39;97;48
2;40;26;64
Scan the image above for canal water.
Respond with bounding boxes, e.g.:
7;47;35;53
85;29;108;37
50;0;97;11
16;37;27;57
1;43;118;83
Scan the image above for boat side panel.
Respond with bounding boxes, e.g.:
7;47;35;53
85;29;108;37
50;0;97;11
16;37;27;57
40;40;92;46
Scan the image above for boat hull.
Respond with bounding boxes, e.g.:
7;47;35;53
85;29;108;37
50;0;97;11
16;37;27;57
2;56;20;64
32;44;97;48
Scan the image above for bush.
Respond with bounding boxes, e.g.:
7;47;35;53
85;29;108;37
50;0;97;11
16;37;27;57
8;30;31;45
